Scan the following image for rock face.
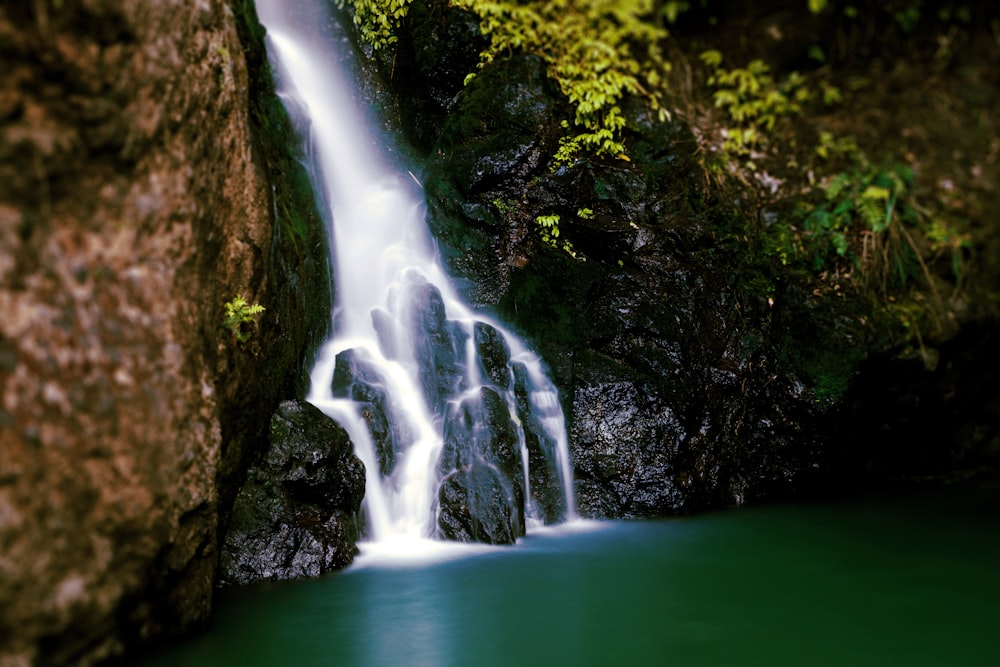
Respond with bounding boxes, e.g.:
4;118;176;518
364;2;999;520
436;386;526;543
219;401;365;585
414;53;829;518
0;1;330;664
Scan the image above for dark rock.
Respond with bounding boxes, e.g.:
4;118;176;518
398;0;486;152
401;277;466;411
411;10;833;519
436;464;525;545
332;348;405;475
569;353;687;518
513;362;566;523
436;386;527;543
474;320;512;389
219;400;365;586
439;386;520;477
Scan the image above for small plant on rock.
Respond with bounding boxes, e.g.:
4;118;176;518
223;295;266;344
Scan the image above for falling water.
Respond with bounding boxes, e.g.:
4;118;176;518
254;0;575;548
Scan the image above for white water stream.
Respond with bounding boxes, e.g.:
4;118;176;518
255;0;575;550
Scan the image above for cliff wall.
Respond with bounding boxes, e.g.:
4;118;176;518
0;1;329;663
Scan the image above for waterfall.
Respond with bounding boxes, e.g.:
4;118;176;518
254;0;575;548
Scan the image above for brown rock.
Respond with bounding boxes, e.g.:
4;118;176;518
0;1;319;664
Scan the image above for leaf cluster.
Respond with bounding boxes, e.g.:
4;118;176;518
223;295;266;344
454;0;671;165
344;0;414;49
700;51;831;158
535;213;579;258
780;161;967;301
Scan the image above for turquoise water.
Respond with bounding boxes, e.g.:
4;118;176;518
143;487;999;666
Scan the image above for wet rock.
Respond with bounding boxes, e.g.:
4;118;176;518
474;321;512;389
394;0;486;152
437;387;526;543
436;464;525;545
332;348;404;475
439;387;520;476
410;9;832;520
219;400;365;585
513;362;566;523
402;277;466;410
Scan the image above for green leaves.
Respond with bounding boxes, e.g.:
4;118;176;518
344;0;415;48
808;0;828;14
699;49;723;69
535;213;579;258
346;0;676;166
786;161;946;288
454;0;671;165
702;55;814;157
223;295;266;344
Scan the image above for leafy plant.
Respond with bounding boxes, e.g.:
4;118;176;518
454;0;672;165
700;52;818;158
223;295;266;344
793;162;965;302
814;130;858;161
344;0;675;164
535;213;580;258
343;0;415;49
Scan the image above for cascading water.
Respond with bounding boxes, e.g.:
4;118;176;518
255;0;574;549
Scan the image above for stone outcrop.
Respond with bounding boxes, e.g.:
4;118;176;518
0;1;330;664
219;400;365;586
363;0;1000;519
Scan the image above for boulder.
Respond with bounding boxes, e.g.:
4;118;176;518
219;400;365;585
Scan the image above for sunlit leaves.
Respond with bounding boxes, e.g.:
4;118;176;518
453;0;672;164
223;295;266;344
344;0;415;48
535;213;579;257
808;0;827;14
703;55;809;155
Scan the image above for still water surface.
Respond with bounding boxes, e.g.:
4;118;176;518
144;488;999;666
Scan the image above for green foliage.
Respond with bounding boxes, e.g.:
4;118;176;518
343;0;678;251
808;0;827;13
343;0;415;49
809;0;973;33
344;0;674;163
661;1;690;23
491;196;518;218
781;160;966;308
701;52;828;158
814;130;858;161
796;164;912;277
223;295;266;344
535;213;580;258
451;0;672;164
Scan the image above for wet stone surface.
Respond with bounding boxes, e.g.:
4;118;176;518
219;400;365;586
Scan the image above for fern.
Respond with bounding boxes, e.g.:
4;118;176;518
342;0;415;49
857;196;886;232
703;52;837;158
223;295;266;344
451;0;671;164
